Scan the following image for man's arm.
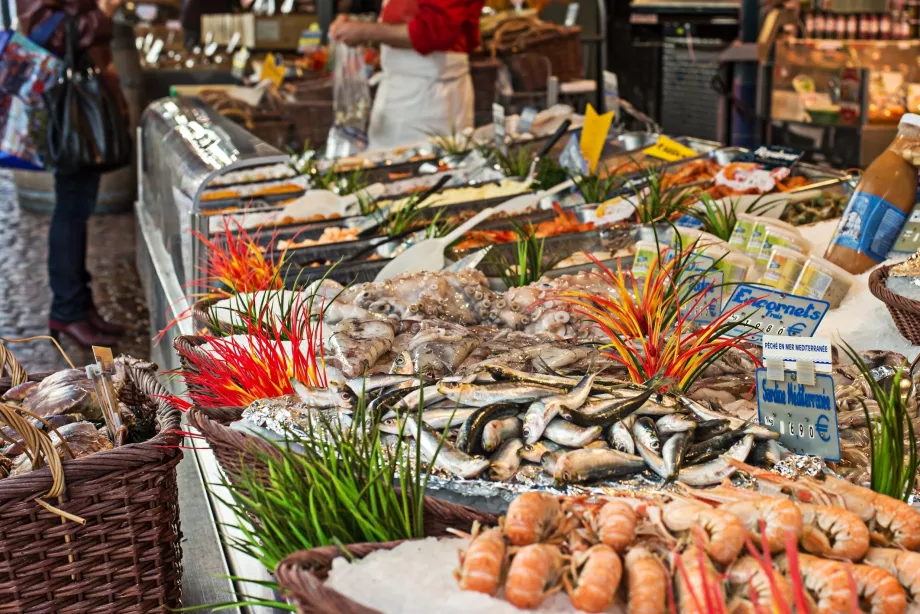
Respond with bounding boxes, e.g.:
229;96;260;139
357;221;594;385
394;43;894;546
330;18;413;49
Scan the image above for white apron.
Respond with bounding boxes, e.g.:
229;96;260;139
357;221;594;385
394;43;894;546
367;45;475;152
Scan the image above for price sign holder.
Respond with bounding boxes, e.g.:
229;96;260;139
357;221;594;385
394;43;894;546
721;284;830;341
492;104;507;154
890;195;920;256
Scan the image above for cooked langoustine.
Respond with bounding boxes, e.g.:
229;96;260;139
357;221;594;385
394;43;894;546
725;555;793;613
454;523;506;596
594;499;638;552
799;502;870;561
691;485;803;554
661;499;745;566
864;547;920;608
563;544;622;613
775;553;850;614
850;563;907;614
675;544;726;613
624;546;667;614
502;491;563;546
503;543;564;609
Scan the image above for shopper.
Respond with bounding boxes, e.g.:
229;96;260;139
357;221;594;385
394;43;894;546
330;0;484;150
17;0;127;347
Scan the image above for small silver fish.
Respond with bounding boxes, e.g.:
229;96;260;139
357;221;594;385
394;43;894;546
438;381;562;408
404;416;490;479
394;384;445;414
637;432;754;486
607;419;635;454
518;440;563;463
489;438;524;481
584;440;610;449
656;414;698;437
390;350;415;375
523;372;598;444
632;417;660;454
291;378;356;411
347;373;413;393
542;419;603;448
482;417;523;453
682;396;745;429
421;407;477;429
662;430;693;481
553;448;646;483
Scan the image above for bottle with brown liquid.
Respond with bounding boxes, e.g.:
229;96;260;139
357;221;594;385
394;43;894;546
825;114;920;274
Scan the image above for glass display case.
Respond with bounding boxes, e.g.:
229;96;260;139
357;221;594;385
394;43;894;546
767;38;920;167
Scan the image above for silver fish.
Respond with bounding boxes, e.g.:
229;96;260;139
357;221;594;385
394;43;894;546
482;417;523;453
390;350;415;375
541;449;564;475
330;319;396;379
489;438;524;481
553;448;646;483
584;440;610;449
394;384;445;414
404;416;490;479
634;395;681;416
522;372;598;444
662;431;693;481
632;417;660;454
438;381;563;408
682;396;745;430
408;323;479;379
542;419;602;448
347;373;413;393
607;419;635;454
637;432;754;486
656;414;698;437
421;407;477;429
518;440;563;463
291;378;356;411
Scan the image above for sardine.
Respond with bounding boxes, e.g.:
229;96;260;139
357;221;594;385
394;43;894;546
656;414;697;437
662;431;693;481
389;350;415;375
438;381;563;408
456;403;521;455
693;419;731;441
291;378;356;411
686;430;747;463
553;448;646;484
489;438;524;481
393;384;444;414
683;396;745;430
542;419;602;448
522;372;598;444
367;385;419;419
584;440;610;449
676;434;754;486
404;416;489;479
541;449;564;475
632;417;660;454
482;417;523;453
558;379;663;427
607;418;635;454
518;440;563;463
749;439;783;466
421;407;477;429
346;373;413;394
484;363;628;396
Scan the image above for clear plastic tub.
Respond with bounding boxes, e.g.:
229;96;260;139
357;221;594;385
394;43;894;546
760;245;808;292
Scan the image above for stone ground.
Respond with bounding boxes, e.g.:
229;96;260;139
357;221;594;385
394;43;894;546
0;170;150;372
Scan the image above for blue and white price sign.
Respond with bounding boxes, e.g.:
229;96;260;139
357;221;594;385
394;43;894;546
721;284;830;340
680;270;724;324
756;368;840;461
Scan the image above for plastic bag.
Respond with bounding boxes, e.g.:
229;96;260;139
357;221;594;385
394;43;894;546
325;42;371;159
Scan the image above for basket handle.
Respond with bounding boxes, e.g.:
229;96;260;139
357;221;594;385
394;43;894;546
0;343;28;387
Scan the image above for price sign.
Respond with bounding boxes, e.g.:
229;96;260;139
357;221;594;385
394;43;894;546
560;132;588;175
890;196;920;256
580;103;614;173
757;368;840;461
492;103;507;153
642;136;698;162
517;106;537;134
747;145;805;169
721;284;830;340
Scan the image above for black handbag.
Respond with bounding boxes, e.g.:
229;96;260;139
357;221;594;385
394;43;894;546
44;17;131;174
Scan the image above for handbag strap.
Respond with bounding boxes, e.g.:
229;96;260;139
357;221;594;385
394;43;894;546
29;11;66;48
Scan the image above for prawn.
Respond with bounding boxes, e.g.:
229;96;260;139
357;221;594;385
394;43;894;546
503;543;564;609
454;523;506;596
691;485;802;553
588;498;639;553
674;544;726;614
725;555;793;612
863;548;920;608
624;546;668;614
563;544;622;613
776;553;851;613
661;499;745;565
850;563;907;614
799;503;870;561
502;491;562;546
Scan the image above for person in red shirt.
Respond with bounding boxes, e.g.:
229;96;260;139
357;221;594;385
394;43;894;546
330;0;484;150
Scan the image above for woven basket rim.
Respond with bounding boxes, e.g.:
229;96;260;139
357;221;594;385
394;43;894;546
868;264;920;317
0;357;182;502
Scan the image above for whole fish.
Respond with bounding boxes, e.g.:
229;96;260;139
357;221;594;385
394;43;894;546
518;440;563;463
607;418;636;454
656;414;697;437
484;364;628;396
456;403;520;455
542;419;603;448
404;416;490;479
683;396;745;430
291;378;356;411
748;439;783;466
558;379;664;427
693;419;731;441
636;432;754;486
633;391;682;416
489;438;525;481
421;407;477;429
367;385;419;420
347;374;413;394
389;350;415;375
438;381;563;408
482;417;523;453
553;448;646;484
541;449;564;475
393;384;444;414
584;440;610;449
662;431;693;481
632;417;660;454
523;372;598;444
686;430;747;463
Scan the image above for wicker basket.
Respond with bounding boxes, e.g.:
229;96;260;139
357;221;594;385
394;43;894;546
276;503;498;614
869;264;920;344
173;335;244;424
0;356;183;613
489;16;583;84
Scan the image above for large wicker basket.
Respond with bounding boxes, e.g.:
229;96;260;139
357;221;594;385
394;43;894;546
0;356;183;613
869;264;920;344
275;504;498;614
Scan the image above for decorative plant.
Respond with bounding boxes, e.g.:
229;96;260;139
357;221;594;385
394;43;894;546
424;208;455;239
840;341;918;502
488;223;561;288
384;193;432;239
478;143;534;179
557;247;759;391
570;167;622;204
428;126;473;157
628;167;700;224
686;193;779;241
532;157;568;191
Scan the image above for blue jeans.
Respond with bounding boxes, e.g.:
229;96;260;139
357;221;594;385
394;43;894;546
49;172;100;323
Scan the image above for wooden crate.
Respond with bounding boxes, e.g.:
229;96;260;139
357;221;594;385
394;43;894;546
201;13;318;50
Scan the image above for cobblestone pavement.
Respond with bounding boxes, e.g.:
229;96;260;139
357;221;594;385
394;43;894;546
0;170;150;373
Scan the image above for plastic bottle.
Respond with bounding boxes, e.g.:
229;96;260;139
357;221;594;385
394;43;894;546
824;113;920;274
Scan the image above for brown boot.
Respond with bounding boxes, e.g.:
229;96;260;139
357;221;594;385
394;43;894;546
49;319;118;348
88;307;126;336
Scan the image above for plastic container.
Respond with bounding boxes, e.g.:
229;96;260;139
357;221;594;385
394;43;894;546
744;217;798;261
792;255;856;308
675;228;728;253
756;225;810;268
729;213;758;251
760;246;808;292
712;248;756;284
632;240;663;277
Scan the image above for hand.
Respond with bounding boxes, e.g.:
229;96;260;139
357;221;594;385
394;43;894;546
330;18;370;46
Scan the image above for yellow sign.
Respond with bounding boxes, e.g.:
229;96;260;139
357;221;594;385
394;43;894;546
579;104;614;174
260;53;285;89
92;346;114;370
642;135;698;162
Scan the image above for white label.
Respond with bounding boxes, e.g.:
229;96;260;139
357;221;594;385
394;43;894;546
492;103;507;153
565;3;580;26
762;335;832;372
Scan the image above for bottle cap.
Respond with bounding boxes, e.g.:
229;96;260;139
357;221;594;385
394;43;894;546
900;113;920;128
